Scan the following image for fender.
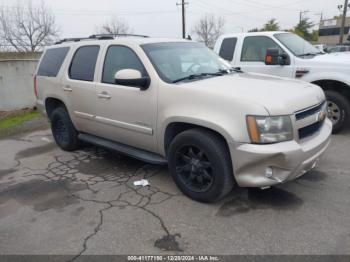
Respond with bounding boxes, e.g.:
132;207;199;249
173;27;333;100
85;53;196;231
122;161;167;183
302;72;350;88
158;117;235;157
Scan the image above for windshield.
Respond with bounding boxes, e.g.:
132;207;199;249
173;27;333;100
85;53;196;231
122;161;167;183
274;33;320;57
141;42;233;83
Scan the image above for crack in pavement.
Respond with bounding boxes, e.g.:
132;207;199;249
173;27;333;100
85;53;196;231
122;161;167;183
14;146;184;260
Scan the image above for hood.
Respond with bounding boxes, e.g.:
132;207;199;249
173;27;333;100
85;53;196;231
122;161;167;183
304;52;350;66
180;73;325;116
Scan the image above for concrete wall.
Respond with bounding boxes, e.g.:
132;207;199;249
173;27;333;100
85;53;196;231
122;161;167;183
0;53;40;111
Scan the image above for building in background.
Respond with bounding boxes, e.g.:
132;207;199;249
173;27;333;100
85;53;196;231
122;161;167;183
319;17;350;45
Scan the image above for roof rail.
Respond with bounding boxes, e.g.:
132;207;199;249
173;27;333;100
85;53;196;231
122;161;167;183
54;38;91;44
54;34;149;45
89;34;149;39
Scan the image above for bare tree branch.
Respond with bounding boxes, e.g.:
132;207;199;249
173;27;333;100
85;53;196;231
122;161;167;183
192;14;225;49
96;17;133;35
0;1;59;52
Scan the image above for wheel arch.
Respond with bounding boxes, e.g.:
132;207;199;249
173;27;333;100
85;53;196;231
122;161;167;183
45;97;68;119
163;121;232;157
312;79;350;102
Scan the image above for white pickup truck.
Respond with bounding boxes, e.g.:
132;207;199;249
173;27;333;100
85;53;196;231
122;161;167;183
214;31;350;133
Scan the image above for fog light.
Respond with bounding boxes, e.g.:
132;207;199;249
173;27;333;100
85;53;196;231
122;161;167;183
265;167;273;178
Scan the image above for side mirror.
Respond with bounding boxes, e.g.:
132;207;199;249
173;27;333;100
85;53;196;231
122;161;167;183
265;48;290;66
265;48;280;65
114;69;150;90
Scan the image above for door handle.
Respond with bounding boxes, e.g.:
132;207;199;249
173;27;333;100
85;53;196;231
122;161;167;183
98;91;111;99
63;85;73;92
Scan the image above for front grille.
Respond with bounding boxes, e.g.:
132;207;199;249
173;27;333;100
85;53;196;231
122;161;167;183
295;101;325;120
298;120;324;139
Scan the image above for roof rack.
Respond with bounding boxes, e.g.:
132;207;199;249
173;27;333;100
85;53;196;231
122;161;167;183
89;34;149;39
54;34;149;45
54;38;91;44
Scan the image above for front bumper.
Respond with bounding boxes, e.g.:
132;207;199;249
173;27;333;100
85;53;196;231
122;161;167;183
229;118;332;188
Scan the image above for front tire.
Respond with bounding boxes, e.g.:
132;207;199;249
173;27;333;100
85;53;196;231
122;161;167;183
50;107;81;151
325;90;350;133
167;129;234;203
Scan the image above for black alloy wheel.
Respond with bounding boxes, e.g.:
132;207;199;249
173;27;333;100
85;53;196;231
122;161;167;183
175;145;214;193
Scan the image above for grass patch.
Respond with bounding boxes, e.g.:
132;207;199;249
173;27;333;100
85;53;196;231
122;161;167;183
0;111;40;130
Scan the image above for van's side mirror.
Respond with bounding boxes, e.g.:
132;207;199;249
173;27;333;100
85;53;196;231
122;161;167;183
114;69;150;90
265;48;290;66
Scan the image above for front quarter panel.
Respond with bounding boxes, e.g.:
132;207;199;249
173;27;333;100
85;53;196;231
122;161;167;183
157;82;269;156
301;71;350;88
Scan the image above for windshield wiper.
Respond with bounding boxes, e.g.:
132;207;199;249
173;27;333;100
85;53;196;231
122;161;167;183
298;52;323;57
219;67;243;74
172;72;223;83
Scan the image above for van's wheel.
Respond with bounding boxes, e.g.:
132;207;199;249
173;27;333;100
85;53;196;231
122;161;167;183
50;107;81;151
167;129;234;203
325;90;350;133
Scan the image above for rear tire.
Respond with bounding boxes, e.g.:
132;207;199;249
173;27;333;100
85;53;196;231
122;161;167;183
50;107;81;151
325;90;350;133
167;128;234;203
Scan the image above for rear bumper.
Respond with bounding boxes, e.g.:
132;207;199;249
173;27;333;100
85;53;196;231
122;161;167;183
36;99;47;116
229;118;332;188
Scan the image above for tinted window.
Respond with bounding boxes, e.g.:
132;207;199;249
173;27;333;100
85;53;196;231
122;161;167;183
319;27;349;36
102;46;146;84
37;47;69;77
241;36;281;62
69;46;99;81
219;38;237;61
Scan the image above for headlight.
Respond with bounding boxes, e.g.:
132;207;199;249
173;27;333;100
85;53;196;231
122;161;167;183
246;115;293;144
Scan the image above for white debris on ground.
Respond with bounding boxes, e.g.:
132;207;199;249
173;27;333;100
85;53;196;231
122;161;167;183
133;179;150;187
41;137;52;142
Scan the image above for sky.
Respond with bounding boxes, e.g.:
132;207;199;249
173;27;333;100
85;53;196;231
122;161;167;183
0;0;343;39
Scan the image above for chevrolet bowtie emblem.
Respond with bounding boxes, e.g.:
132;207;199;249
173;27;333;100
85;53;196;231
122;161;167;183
317;111;326;122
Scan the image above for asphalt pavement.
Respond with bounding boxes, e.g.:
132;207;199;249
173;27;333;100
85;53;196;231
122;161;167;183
0;128;349;259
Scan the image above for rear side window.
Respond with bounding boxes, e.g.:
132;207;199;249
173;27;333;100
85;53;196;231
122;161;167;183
219;37;237;61
37;47;69;77
102;45;146;84
69;46;100;81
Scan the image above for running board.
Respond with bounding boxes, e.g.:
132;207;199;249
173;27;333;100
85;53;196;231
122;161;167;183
78;133;167;165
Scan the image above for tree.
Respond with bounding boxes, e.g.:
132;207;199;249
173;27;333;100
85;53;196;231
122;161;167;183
294;18;314;39
96;17;132;35
192;14;225;48
310;30;319;42
261;18;280;31
0;1;59;52
248;28;260;32
248;19;280;33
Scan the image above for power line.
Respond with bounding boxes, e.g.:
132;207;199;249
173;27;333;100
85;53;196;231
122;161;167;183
243;0;305;10
195;0;303;16
0;4;179;17
299;10;310;22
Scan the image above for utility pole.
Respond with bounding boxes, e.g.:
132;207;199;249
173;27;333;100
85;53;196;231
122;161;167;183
339;0;349;44
299;10;309;22
177;0;188;39
315;12;323;22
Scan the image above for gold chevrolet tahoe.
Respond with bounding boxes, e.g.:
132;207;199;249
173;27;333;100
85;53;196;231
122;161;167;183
35;34;332;202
